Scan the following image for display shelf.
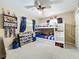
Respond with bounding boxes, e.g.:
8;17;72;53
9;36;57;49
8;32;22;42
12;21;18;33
19;32;32;47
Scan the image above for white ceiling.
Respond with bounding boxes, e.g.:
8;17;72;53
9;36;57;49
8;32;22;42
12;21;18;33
2;0;78;18
20;0;77;18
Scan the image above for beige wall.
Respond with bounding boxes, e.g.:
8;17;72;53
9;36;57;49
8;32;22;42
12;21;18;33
57;11;75;25
37;11;75;24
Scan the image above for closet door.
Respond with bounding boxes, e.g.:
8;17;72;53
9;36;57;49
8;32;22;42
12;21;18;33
75;9;79;49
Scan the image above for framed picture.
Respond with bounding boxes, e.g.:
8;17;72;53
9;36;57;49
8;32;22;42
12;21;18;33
57;18;63;23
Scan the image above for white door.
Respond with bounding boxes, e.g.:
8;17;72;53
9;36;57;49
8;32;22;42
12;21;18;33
75;9;79;49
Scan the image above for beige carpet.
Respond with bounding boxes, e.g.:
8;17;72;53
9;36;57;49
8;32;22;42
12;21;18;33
6;39;79;59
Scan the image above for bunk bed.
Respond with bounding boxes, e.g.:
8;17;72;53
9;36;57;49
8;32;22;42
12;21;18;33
35;18;65;48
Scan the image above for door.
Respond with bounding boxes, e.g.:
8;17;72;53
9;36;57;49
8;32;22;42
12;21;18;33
75;9;79;49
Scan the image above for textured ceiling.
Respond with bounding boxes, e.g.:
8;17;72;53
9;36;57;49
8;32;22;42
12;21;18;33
2;0;78;18
20;0;77;18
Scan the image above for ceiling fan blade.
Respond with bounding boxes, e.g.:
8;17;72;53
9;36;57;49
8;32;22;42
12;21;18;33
49;0;63;4
35;0;41;5
35;0;42;8
46;6;51;8
41;4;51;9
25;5;34;8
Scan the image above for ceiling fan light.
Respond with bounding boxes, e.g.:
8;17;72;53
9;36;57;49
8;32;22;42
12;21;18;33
38;10;43;14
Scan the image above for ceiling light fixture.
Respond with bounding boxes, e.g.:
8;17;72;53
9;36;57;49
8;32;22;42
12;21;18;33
36;5;45;14
38;10;43;14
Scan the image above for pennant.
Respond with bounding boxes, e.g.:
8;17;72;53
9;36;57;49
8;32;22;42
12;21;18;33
20;17;26;32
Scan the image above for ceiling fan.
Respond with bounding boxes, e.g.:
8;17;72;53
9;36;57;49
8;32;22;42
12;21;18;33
25;0;63;11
